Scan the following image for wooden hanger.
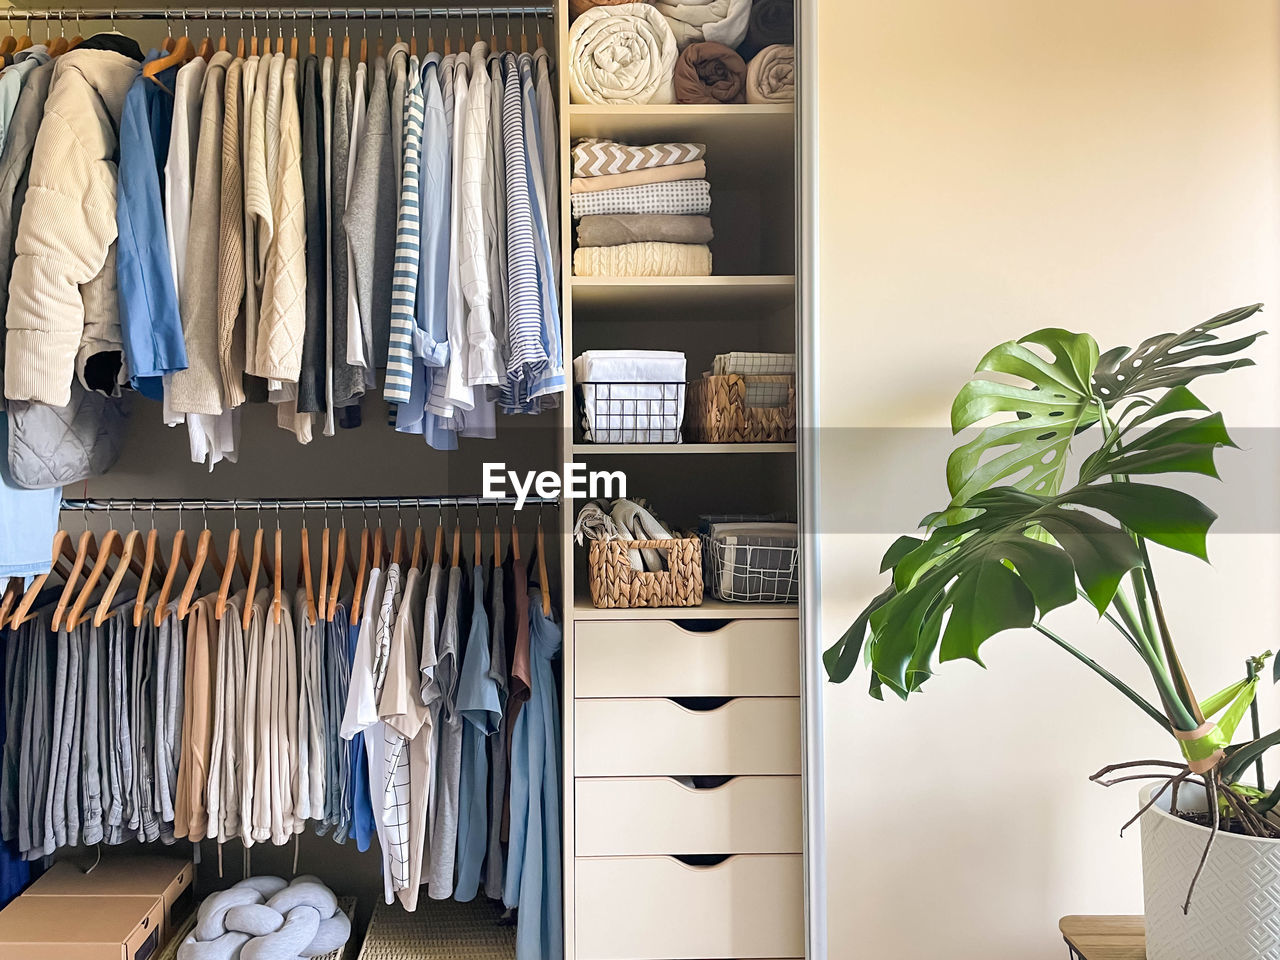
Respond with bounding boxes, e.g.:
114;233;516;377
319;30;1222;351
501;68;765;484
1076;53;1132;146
216;527;239;621
511;517;521;562
299;509;317;625
154;525;195;628
236;20;246;59
242;517;269;633
250;11;258;57
391;514;404;569
90;526;144;627
432;510;444;567
325;23;333;58
308;13;317;56
178;505;227;620
12;528;75;627
146;17;195;90
410;511;425;572
450;511;461;569
317;520;330;624
0;578;22;630
0;26;18;58
289;10;299;60
47;17;69;58
133;524;163;628
68;524;120;629
371;521;385;574
272;522;283;625
358;26;367;65
327;522;346;622
537;511;551;617
13;16;32;52
52;526;97;632
473;505;482;568
217;10;229;52
349;526;369;626
493;506;502;567
341;27;349;59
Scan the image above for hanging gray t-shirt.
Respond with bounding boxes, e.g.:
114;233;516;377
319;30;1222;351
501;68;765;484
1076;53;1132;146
426;564;464;900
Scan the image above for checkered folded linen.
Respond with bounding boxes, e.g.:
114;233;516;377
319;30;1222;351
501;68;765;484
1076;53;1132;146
570;179;712;218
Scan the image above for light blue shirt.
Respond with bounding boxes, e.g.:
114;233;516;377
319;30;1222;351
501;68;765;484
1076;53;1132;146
0;45;49;156
0;412;60;582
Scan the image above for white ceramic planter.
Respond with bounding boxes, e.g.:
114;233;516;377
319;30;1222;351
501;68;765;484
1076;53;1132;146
1141;783;1280;959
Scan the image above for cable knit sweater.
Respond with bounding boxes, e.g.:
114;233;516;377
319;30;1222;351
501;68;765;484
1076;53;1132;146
218;57;247;409
4;46;140;406
255;55;306;382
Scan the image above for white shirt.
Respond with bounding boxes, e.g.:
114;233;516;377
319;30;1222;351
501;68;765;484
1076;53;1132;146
459;42;498;388
441;53;476;413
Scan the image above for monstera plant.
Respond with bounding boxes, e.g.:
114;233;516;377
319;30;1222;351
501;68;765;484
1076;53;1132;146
824;305;1280;929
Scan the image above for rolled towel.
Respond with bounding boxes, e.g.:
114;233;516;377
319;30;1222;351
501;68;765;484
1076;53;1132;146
569;0;646;19
570;160;706;194
574;501;627;545
653;0;750;50
569;4;678;104
674;41;746;103
739;0;793;59
746;43;795;103
573;138;706;177
577;214;715;247
571;179;712;218
574;242;713;278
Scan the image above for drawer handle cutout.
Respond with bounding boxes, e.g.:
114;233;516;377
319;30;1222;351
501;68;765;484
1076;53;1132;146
670;618;733;633
670;775;736;791
668;696;734;712
671;854;733;869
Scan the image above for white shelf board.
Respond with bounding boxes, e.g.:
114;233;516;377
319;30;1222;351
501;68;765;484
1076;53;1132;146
572;443;796;455
570;275;796;311
573;598;799;620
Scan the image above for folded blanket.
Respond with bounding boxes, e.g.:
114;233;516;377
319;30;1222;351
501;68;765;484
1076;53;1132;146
573;138;707;178
574;242;713;277
570;160;707;194
674;41;746;104
574;500;627;544
653;0;750;50
571;179;712;217
577;214;715;247
570;0;646;20
739;0;793;59
746;43;795;103
612;498;675;571
569;3;679;104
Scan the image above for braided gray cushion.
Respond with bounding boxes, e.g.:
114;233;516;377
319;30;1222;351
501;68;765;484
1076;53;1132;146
179;877;350;960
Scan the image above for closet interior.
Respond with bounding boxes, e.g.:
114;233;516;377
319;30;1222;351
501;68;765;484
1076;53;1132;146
0;0;807;956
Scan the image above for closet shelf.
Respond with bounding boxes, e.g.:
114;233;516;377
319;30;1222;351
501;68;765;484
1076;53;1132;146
573;597;800;620
570;275;796;310
572;442;796;455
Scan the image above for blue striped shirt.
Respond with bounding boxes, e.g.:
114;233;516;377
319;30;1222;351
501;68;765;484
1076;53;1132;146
383;56;424;406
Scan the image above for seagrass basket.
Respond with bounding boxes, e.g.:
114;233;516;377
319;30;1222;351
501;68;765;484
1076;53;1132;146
687;373;796;443
587;537;703;608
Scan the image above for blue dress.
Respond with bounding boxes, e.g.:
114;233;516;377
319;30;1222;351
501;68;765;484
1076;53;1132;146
454;564;502;901
347;609;376;853
504;587;563;960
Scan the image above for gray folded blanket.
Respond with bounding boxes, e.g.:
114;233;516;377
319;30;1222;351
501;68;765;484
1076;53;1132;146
577;214;715;247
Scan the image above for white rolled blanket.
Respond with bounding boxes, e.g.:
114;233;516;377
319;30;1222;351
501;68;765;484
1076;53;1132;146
653;0;750;50
570;3;679;104
746;43;795;104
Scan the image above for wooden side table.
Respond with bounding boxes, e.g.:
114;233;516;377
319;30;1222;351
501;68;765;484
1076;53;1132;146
1059;916;1145;959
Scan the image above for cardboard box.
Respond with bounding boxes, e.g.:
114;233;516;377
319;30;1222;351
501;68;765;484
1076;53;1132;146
25;856;194;942
0;894;163;960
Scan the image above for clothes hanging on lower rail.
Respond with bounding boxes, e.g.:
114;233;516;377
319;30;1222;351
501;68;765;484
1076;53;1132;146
0;31;563;470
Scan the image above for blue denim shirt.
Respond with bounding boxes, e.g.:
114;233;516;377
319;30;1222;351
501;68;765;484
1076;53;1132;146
116;52;186;400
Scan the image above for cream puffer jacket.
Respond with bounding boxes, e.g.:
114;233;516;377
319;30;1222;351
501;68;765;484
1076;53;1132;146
4;47;139;406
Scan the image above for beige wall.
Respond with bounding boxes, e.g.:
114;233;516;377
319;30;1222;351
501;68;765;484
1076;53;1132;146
814;1;1280;957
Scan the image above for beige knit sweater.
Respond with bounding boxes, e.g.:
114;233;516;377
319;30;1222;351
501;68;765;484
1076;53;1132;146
243;55;273;377
169;51;234;417
4;48;137;406
218;56;247;409
255;55;305;382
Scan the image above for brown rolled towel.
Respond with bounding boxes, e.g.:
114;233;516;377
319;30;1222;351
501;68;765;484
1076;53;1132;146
673;41;747;104
577;214;715;247
570;0;648;20
746;43;795;103
739;0;793;59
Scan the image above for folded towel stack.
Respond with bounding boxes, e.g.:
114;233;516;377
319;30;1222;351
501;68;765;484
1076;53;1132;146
568;0;795;106
571;138;715;277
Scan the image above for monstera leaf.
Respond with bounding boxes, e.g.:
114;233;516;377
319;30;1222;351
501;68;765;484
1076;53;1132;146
844;481;1217;699
947;329;1101;506
1092;304;1264;404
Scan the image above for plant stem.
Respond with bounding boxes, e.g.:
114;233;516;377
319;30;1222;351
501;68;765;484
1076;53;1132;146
1034;623;1176;733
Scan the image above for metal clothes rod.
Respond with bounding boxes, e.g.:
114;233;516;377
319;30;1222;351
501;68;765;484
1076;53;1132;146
0;6;552;21
60;496;560;511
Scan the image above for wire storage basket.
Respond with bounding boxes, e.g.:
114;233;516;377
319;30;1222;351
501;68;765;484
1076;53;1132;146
577;381;687;444
699;516;799;603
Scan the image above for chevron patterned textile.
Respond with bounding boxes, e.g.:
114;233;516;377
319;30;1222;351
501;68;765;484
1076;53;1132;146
572;138;707;178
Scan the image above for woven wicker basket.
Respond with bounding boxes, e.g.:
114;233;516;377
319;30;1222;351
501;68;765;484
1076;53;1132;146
687;373;796;443
587;537;703;608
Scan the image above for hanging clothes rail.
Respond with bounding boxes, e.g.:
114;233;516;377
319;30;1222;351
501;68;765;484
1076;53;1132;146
60;495;559;511
0;6;553;20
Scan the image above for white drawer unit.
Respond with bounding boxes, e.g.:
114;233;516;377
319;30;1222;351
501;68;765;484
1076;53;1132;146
575;854;805;960
574;697;801;777
576;776;803;856
574;619;801;699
